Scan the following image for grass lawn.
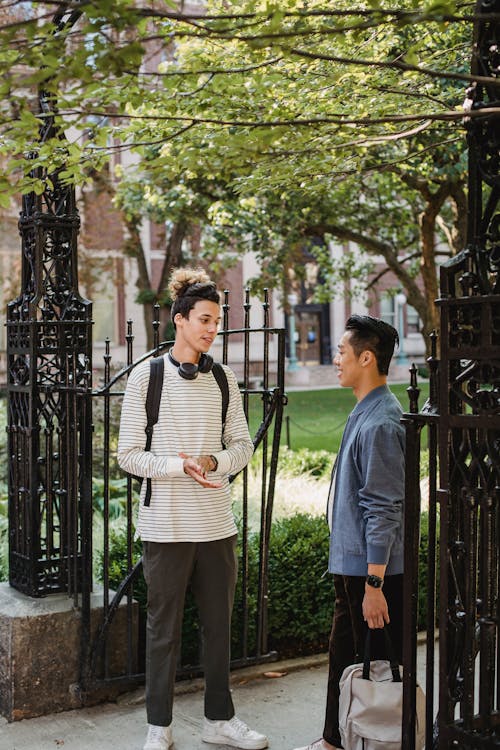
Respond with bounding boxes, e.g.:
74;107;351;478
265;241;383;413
248;382;429;453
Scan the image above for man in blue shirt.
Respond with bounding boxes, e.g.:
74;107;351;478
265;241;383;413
293;315;405;750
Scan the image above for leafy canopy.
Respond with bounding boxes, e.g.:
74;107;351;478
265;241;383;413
0;0;478;200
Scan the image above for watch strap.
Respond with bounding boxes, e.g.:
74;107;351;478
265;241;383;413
366;574;384;588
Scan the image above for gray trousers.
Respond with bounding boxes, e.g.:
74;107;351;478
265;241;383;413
142;536;238;727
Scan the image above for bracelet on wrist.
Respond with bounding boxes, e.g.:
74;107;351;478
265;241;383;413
209;454;218;471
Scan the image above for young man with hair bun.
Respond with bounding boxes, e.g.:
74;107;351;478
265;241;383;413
118;267;268;750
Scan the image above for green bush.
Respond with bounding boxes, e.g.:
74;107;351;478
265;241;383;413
92;396;124;481
232;513;333;658
92;476;129;519
277;447;333;479
98;507;438;669
100;512;333;665
0;497;7;583
267;513;332;654
418;509;439;632
100;528;203;666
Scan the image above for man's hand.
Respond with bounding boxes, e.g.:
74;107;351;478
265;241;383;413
362;587;390;629
179;452;223;488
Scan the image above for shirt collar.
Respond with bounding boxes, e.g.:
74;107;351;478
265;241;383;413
351;384;390;417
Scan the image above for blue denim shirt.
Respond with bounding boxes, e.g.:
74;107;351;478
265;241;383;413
328;385;405;576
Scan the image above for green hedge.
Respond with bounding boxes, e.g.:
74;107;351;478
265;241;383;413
0;498;7;581
277;448;333;479
100;510;436;665
99;513;332;664
418;509;440;631
267;513;332;654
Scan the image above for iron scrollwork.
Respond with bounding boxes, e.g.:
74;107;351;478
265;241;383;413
439;0;500;746
7;9;92;598
402;2;500;748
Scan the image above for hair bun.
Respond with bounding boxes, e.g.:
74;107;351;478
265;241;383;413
168;267;214;301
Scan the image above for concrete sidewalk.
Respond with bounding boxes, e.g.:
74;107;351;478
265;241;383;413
0;654;329;750
0;644;432;750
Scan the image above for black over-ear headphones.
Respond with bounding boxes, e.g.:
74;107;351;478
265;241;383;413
168;351;214;380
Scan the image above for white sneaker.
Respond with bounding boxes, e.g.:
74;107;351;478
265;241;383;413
292;741;339;750
202;716;268;749
143;724;173;750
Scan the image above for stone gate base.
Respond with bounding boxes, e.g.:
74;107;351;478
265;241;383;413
0;583;137;721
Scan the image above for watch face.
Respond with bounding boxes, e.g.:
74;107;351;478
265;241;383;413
366;575;383;588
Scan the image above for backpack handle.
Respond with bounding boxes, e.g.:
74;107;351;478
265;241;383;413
362;626;401;683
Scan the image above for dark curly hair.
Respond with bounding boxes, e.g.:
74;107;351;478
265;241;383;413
169;267;220;324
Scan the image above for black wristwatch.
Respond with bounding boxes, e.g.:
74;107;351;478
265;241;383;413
209;455;218;471
366;574;384;589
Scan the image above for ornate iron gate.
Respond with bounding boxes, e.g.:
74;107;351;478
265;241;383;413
80;299;286;695
402;2;500;747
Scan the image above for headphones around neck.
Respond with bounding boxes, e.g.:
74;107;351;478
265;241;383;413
168;351;214;380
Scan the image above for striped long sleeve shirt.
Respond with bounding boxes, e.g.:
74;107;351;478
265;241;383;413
117;355;254;542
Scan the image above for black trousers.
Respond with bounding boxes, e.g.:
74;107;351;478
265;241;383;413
142;536;238;727
323;574;404;748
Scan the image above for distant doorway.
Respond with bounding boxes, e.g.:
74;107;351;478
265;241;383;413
286;302;331;365
296;310;321;364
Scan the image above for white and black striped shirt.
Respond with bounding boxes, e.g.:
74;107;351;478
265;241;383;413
117;354;254;542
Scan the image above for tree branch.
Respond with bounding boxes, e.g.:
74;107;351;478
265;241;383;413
58;106;500;128
286;46;500;87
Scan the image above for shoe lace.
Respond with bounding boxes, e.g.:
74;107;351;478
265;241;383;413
149;725;167;740
228;716;251;736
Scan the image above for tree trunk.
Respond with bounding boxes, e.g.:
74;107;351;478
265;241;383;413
307;222;433;357
124;217;155;349
449;184;468;254
418;211;440;338
417;184;455;358
157;220;187;298
123;218;188;350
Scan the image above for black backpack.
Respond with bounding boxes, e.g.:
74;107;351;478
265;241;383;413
141;357;229;506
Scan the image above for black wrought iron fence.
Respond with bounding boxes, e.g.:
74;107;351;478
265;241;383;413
402;340;440;750
401;2;500;746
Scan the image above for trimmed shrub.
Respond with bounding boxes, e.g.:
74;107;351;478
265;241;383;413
231;513;333;658
277;447;333;479
99;508;437;667
100;512;333;665
267;513;332;654
0;498;7;583
418;509;440;632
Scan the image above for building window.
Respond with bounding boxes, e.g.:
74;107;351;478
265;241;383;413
407;305;420;334
380;294;396;328
93;281;116;344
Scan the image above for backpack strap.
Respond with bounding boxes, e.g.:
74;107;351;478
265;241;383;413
143;356;164;507
140;358;227;507
212;363;229;447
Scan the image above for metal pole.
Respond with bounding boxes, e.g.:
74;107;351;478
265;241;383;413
287;292;299;372
395;292;409;364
